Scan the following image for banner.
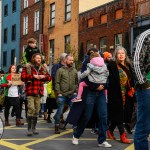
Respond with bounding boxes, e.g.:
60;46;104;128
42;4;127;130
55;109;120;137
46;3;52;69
11;74;23;85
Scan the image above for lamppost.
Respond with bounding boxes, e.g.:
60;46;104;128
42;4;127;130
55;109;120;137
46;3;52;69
129;19;134;55
49;48;53;74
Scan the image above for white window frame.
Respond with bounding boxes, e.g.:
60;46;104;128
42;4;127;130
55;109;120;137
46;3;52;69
35;0;40;3
100;37;107;52
115;34;122;49
34;10;40;31
24;0;28;9
23;16;28;35
50;3;55;26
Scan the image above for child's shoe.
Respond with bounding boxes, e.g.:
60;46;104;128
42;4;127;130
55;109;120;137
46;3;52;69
72;97;82;102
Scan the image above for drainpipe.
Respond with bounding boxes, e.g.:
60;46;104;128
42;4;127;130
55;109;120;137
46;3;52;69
129;19;134;55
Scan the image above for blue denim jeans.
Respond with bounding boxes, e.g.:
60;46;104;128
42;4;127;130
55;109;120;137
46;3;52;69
134;89;150;150
74;90;107;144
54;94;75;124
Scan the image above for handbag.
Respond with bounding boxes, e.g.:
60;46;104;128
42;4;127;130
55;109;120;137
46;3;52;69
127;80;135;97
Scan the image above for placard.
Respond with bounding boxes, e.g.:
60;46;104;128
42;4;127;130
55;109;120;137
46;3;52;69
11;74;23;85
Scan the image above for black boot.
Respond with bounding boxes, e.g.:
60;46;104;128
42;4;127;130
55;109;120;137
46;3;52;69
47;114;52;123
124;123;132;134
27;116;32;136
32;117;39;135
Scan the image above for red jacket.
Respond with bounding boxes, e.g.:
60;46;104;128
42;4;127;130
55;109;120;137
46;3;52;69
21;66;51;96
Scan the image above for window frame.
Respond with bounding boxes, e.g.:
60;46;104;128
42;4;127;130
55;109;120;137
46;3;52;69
4;28;8;43
12;0;16;13
11;49;15;64
24;0;28;9
87;18;94;28
115;33;123;49
4;4;8;17
50;3;55;27
34;10;40;31
11;24;16;41
115;9;123;20
50;39;55;64
3;51;7;67
99;37;107;52
100;14;108;24
65;0;71;22
64;35;70;52
23;15;28;35
35;0;40;3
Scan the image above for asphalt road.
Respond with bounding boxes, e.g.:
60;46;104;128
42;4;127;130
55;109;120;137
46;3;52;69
0;109;147;150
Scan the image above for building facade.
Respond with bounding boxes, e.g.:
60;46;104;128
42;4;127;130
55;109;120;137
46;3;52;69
0;0;2;70
20;0;44;62
133;0;150;39
43;0;79;65
78;0;135;55
1;0;21;72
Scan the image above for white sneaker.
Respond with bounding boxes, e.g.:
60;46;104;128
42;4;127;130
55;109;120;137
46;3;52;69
72;136;79;145
98;141;112;148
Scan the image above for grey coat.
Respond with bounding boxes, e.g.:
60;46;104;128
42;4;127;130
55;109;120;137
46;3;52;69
80;63;109;83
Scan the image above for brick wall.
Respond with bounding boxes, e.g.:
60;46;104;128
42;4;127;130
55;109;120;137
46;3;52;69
79;0;135;54
43;0;79;63
20;0;44;61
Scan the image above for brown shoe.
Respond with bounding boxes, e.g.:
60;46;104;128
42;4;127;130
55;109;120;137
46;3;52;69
55;124;60;134
5;120;11;126
44;112;47;120
16;119;24;126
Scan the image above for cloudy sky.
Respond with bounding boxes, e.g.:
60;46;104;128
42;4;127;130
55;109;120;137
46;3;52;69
79;0;113;13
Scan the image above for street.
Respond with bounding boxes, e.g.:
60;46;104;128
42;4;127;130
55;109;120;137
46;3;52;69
0;109;138;150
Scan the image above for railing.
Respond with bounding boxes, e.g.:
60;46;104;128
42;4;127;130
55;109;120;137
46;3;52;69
136;0;150;16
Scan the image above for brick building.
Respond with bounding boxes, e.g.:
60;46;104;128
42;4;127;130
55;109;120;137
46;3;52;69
78;0;135;56
43;0;79;64
20;0;44;61
133;0;150;38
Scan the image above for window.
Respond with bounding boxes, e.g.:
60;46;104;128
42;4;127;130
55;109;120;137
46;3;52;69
64;35;70;52
86;40;93;51
87;19;94;28
115;9;123;20
50;3;55;26
11;49;15;64
34;10;40;31
4;28;8;43
35;0;40;3
100;37;107;52
23;16;28;35
4;4;8;16
12;24;16;41
115;34;122;49
3;52;7;67
12;0;16;12
100;14;107;24
65;0;71;21
24;0;28;9
50;40;55;64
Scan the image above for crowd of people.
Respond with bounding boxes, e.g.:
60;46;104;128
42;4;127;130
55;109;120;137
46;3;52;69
0;29;150;150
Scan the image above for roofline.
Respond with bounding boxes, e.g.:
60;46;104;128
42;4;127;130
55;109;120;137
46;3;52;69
79;0;122;15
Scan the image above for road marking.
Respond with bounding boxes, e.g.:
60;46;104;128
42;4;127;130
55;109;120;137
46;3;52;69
22;129;73;147
0;140;31;150
124;143;134;150
5;128;54;130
